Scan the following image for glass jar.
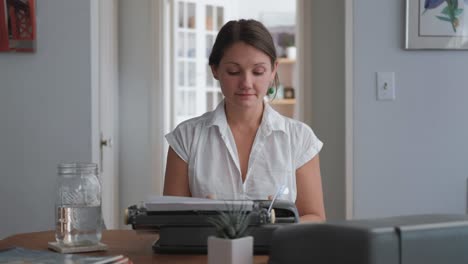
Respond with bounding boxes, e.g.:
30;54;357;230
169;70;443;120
55;162;102;246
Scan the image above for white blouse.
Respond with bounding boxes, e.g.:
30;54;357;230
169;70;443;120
165;101;323;202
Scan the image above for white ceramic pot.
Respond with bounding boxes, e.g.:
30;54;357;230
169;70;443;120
208;236;253;264
286;46;297;60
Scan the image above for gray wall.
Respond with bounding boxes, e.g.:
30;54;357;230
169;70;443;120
118;0;154;226
309;1;346;220
353;0;468;218
0;0;92;238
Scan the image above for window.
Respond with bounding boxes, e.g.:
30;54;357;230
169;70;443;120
172;0;232;127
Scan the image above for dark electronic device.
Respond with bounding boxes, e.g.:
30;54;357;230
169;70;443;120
125;197;299;254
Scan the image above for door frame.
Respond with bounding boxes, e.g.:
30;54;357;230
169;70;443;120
150;0;170;195
297;0;354;219
150;0;355;219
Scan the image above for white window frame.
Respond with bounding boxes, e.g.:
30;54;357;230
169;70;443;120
170;0;233;128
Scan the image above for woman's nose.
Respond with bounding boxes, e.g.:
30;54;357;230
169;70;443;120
240;73;253;89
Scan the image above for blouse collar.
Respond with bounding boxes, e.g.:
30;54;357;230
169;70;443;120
206;100;287;136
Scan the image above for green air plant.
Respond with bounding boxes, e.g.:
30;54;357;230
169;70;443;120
208;204;251;239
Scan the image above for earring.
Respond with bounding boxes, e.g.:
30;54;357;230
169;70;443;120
267;87;275;95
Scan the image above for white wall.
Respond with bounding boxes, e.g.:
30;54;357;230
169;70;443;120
118;0;155;226
353;0;468;218
0;0;92;238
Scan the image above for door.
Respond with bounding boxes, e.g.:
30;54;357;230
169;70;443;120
91;0;119;229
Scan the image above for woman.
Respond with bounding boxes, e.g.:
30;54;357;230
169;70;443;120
164;19;325;221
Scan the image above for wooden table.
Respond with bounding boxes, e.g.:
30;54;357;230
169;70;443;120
0;230;269;263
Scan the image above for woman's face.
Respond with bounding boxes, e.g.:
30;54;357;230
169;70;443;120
211;41;277;109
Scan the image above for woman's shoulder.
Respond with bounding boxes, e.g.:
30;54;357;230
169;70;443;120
170;101;226;138
277;116;323;157
173;112;213;132
271;112;313;136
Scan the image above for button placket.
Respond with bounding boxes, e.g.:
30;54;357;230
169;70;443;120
220;130;242;184
243;127;269;190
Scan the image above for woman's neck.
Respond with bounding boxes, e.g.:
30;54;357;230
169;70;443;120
224;101;264;129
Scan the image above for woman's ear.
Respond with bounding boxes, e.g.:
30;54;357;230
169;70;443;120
271;60;279;80
210;65;219;80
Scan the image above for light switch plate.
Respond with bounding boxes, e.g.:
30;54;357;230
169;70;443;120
376;72;395;101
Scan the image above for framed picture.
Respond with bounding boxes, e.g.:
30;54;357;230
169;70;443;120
406;0;468;50
0;0;36;52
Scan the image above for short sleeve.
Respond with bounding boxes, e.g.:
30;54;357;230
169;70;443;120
165;123;194;163
294;124;323;169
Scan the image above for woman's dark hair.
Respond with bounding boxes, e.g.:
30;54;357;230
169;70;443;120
209;19;280;90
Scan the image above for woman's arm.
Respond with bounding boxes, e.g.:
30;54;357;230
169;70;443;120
163;147;191;196
295;155;326;222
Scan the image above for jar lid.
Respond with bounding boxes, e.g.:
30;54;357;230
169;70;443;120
58;162;98;175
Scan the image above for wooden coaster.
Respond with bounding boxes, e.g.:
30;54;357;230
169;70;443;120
48;241;108;253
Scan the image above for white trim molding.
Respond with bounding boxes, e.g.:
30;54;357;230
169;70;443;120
91;1;99;168
150;0;170;195
345;0;354;220
296;0;312;126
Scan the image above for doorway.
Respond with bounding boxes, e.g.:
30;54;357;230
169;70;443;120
136;0;351;225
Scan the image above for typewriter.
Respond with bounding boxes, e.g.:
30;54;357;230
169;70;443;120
124;196;299;254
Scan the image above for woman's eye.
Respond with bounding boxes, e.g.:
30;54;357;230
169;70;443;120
253;71;265;76
227;71;240;75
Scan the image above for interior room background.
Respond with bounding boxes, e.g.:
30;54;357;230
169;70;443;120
1;0;467;239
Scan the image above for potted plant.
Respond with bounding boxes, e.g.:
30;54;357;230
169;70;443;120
277;32;296;59
207;204;253;264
